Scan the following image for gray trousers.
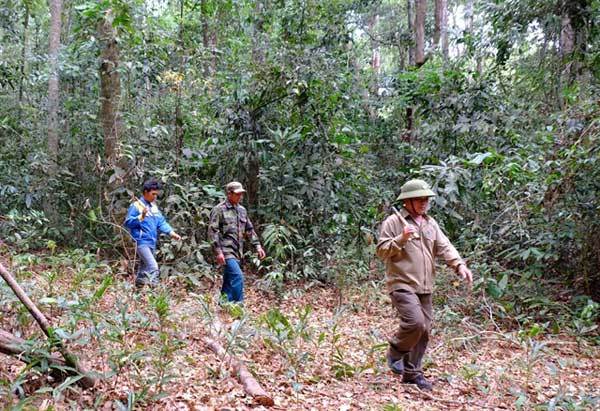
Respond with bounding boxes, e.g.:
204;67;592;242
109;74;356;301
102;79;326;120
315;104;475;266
135;246;159;285
388;289;433;378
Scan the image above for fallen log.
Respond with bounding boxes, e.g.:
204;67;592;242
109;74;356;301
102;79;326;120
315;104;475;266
0;262;96;388
0;329;71;381
204;337;274;406
204;317;274;406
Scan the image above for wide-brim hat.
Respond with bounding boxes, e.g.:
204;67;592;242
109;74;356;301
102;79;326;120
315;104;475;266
396;179;435;201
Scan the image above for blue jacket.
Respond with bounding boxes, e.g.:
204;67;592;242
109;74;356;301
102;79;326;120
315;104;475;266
124;198;173;248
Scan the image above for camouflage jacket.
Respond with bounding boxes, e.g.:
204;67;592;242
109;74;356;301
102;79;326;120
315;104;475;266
208;200;261;260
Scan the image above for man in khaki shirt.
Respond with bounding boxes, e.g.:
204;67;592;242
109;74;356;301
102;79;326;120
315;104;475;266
376;179;473;390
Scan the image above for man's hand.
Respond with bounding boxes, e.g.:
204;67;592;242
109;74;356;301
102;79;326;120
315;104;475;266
457;264;473;284
257;246;266;260
170;232;182;241
216;252;225;266
141;207;149;220
401;225;417;242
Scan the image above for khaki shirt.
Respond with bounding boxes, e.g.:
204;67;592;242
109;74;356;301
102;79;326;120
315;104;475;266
376;207;464;294
208;200;261;260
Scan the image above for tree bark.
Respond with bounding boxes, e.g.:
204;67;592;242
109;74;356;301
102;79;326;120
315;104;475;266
433;0;441;47
0;262;95;388
98;9;122;167
415;0;426;66
560;14;575;59
175;0;185;168
205;338;274;406
204;317;273;406
407;0;415;66
47;0;62;169
463;0;473;57
405;0;417;142
434;0;448;60
370;14;381;75
18;4;30;111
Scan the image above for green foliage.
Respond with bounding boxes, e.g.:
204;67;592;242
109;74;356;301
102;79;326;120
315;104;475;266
0;6;599;408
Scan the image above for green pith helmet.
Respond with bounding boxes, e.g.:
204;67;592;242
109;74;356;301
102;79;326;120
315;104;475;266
396;179;436;201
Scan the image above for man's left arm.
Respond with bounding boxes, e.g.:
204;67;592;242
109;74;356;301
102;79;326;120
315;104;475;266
434;224;472;283
157;213;181;241
245;216;266;259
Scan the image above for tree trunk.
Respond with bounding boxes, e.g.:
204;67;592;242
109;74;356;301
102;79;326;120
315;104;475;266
205;338;274;406
245;1;267;211
0;329;74;383
415;0;426;66
370;14;381;75
18;4;30;111
433;0;441;47
405;0;416;142
464;0;473;57
98;9;121;167
175;0;185;168
435;0;448;62
560;14;575;59
0;262;95;388
47;0;62;170
204;317;273;406
407;0;415;66
367;13;379;120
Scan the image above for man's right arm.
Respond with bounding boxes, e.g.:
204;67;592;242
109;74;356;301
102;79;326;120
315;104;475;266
208;207;224;263
375;217;408;260
124;204;142;230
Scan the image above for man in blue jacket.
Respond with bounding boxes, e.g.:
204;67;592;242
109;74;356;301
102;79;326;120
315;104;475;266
124;179;181;286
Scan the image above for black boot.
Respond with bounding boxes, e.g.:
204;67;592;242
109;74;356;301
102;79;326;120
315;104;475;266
386;353;404;375
403;374;432;390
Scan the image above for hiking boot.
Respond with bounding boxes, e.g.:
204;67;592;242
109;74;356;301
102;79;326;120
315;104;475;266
386;353;404;375
403;374;433;390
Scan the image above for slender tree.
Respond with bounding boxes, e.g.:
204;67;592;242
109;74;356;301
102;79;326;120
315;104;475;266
18;2;30;111
407;0;415;66
98;8;121;167
47;0;62;169
415;0;426;66
175;0;185;167
434;0;448;60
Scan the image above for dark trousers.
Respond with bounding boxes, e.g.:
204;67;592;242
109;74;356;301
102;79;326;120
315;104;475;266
388;289;433;378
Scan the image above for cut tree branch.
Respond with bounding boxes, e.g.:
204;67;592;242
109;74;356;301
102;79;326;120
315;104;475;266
204;316;274;406
0;262;96;388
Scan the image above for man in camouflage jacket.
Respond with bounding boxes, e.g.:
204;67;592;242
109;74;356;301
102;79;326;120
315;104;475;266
208;181;266;302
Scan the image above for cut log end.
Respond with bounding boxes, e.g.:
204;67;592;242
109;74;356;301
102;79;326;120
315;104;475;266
254;395;275;406
204;333;274;407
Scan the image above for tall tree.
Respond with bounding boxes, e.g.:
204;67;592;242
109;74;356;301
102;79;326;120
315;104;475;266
175;0;185;167
464;0;473;58
434;0;448;60
370;14;381;75
98;8;121;168
18;2;30;111
47;0;62;169
407;0;415;66
415;0;426;66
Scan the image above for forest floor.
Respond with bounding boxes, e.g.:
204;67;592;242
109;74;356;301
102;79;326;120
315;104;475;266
0;251;599;410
